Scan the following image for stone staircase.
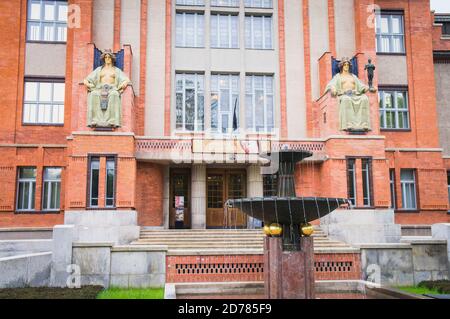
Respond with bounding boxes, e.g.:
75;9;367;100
131;227;355;254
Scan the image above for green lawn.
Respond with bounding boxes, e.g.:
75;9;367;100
396;286;442;295
97;287;165;299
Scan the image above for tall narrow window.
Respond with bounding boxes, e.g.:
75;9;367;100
176;73;205;131
379;89;409;130
176;0;204;5
245;0;273;8
43;167;61;211
361;158;372;207
245;15;273;49
27;0;68;42
105;158;116;207
16;168;37;212
176;12;204;48
211;74;239;133
211;14;239;48
211;0;239;7
89;158;100;207
390;169;397;209
245;75;274;132
447;171;450;206
375;12;405;53
23;80;65;125
400;169;417;210
346;159;357;207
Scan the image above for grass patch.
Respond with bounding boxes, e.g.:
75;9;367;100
396;286;441;295
96;287;165;299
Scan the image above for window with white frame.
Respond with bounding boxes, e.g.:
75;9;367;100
176;73;205;131
105;158;116;207
16;168;36;212
176;12;204;47
176;0;204;5
211;0;239;7
346;159;357;207
23;81;65;125
447;171;450;207
27;0;68;42
375;12;405;53
400;169;417;210
245;0;273;8
245;15;273;49
361;158;372;207
390;169;397;209
245;75;274;132
211;74;239;133
89;158;100;207
42;167;61;211
379;89;409;129
211;14;239;48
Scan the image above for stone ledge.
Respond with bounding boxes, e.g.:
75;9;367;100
167;249;264;256
0;228;53;232
408;240;447;245
72;242;114;248
0;239;52;243
314;248;361;254
356;243;412;249
112;245;168;252
0;251;52;262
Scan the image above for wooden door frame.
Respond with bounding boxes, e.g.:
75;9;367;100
206;168;247;229
169;168;191;229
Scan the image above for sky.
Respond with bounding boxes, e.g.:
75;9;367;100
431;0;450;13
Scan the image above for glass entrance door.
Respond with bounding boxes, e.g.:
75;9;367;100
206;169;247;228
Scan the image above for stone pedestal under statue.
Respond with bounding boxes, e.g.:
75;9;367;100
264;236;315;299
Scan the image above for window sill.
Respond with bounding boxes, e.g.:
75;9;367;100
26;40;67;45
376;52;406;56
175;46;205;49
395;209;419;213
15;210;61;215
211;47;240;50
381;128;411;132
86;207;117;211
22;123;64;127
245;48;275;51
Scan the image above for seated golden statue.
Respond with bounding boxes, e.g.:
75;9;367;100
83;49;131;128
325;58;371;131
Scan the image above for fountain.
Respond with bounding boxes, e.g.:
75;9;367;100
226;149;348;299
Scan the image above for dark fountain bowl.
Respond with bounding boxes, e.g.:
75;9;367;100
226;197;349;225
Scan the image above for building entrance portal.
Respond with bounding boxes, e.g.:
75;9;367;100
206;169;247;229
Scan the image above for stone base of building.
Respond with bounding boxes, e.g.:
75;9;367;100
320;209;402;244
64;210;140;245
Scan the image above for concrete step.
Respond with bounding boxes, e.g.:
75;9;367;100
174;281;265;297
134;227;354;251
131;242;348;248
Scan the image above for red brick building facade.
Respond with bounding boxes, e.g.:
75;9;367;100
0;0;448;229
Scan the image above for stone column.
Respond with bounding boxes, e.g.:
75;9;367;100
247;165;264;229
163;166;170;229
191;165;206;229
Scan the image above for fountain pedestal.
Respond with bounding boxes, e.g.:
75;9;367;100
264;236;315;299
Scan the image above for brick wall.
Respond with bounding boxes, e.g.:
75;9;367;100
0;146;67;227
166;252;362;283
135;162;164;226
